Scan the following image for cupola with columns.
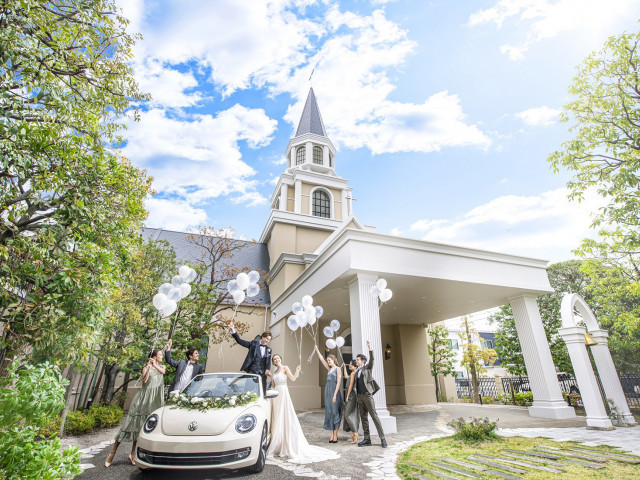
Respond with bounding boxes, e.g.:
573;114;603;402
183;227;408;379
261;88;361;301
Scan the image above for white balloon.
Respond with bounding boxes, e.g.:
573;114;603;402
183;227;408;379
159;283;173;295
301;295;313;309
330;319;340;331
295;310;306;324
376;278;387;291
299;315;308;328
171;274;185;287
326;338;336;349
179;265;191;279
308;315;316;326
152;293;167;310
248;270;260;285
323;326;334;338
163;299;177;316
304;305;315;318
379;288;393;303
287;315;299;331
315;306;324;318
167;287;181;302
369;285;380;298
227;279;238;293
246;283;260;298
292;302;303;314
336;336;345;348
232;289;246;305
186;267;197;282
179;283;191;299
236;272;250;290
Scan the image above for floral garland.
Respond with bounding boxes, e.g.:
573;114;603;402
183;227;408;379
167;390;259;411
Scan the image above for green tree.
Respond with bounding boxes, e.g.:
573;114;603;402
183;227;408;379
458;317;498;403
491;260;589;375
0;1;151;368
427;324;456;401
95;238;178;405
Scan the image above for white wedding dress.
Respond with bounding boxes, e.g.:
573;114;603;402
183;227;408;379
267;369;339;464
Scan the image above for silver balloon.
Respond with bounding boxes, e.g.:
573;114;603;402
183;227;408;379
227;279;238;293
315;306;324;318
171;275;185;287
246;283;260;298
287;315;299;331
292;302;303;314
323;326;334;338
186;267;197;282
167;287;181;302
248;270;260;284
330;319;340;331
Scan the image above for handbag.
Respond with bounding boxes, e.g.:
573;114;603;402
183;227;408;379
371;379;380;395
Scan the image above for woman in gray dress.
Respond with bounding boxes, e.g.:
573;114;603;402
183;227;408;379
104;349;165;467
314;345;343;443
342;360;360;443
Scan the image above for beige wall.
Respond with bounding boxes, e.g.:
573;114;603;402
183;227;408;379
397;324;437;404
268;263;305;305
267;223;297;269
295;227;330;255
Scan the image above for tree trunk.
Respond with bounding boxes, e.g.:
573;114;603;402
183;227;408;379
465;319;480;403
100;363;120;405
59;366;76;437
88;363;105;407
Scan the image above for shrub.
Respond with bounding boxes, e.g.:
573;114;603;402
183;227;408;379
89;404;123;428
513;392;534;406
111;390;128;408
39;416;63;439
481;396;495;405
447;417;498;443
0;361;81;479
64;411;95;435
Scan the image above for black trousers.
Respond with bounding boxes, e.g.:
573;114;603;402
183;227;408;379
248;368;267;394
357;392;385;440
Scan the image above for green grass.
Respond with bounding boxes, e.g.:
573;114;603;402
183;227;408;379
398;436;640;480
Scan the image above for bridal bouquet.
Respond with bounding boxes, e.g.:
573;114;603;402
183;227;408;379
168;390;259;411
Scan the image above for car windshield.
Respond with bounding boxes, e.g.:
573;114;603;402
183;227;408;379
183;374;261;398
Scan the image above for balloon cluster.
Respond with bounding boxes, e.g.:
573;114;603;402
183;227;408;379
227;270;261;305
152;265;197;317
369;278;393;306
287;295;323;331
323;320;344;350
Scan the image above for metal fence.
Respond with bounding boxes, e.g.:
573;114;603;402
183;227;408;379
620;373;640;408
455;377;499;400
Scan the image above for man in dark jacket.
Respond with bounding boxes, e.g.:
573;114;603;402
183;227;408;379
355;340;387;448
229;322;272;393
165;339;205;392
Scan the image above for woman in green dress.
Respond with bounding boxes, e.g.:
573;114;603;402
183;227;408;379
104;349;165;467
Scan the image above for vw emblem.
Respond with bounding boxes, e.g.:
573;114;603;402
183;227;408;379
188;421;198;431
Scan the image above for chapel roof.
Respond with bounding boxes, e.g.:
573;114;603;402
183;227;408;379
295;87;327;137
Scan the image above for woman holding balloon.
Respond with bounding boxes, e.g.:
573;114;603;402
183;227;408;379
314;345;343;443
342;359;360;443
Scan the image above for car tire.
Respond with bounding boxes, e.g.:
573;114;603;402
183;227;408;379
247;422;268;473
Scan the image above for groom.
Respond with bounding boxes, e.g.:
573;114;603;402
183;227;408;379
229;322;272;393
355;340;387;448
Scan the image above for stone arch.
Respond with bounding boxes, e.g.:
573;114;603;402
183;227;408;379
560;293;600;331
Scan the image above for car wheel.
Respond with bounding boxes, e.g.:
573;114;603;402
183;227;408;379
247;422;268;473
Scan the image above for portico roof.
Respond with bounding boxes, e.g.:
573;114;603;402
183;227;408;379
269;228;552;326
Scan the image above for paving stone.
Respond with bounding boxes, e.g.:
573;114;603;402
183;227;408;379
502;452;564;467
475;454;565;473
430;461;482;478
534;447;607;463
437;458;520;480
503;448;560;460
467;455;526;474
566;448;640;463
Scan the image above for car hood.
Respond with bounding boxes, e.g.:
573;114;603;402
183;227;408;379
160;404;258;436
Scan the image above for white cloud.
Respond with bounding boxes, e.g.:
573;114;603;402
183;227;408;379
134;60;204;108
122;104;276;206
145;197;208;231
469;0;638;60
516;106;560;126
394;188;605;261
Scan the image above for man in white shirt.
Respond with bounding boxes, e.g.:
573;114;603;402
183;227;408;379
229;322;272;393
165;339;204;392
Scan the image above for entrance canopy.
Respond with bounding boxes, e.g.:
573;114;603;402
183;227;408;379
270;228;553;326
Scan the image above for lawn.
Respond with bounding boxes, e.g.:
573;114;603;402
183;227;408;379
398;436;640;480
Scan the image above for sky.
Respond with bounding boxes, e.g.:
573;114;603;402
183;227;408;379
116;0;640;263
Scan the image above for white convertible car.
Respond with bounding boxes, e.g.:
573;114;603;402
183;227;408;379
136;372;278;473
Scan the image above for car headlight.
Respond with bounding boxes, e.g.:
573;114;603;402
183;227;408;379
143;414;159;433
235;414;257;434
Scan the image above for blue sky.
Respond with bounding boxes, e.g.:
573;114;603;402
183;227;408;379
117;0;640;262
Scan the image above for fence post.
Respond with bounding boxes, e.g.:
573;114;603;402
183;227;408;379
508;377;516;405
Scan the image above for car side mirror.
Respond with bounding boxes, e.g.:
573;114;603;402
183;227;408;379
264;389;279;399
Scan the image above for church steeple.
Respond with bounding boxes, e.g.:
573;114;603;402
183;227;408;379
295;88;327;137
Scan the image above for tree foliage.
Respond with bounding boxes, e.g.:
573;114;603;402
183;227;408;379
427;324;456;400
458;317;497;403
0;361;81;479
0;0;151;367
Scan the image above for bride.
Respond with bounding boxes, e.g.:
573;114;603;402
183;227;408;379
267;354;339;464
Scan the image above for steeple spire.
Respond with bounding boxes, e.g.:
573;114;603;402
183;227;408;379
295;88;327;137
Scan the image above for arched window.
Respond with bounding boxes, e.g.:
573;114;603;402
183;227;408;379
296;147;305;165
329;153;333;168
313;146;323;165
312;190;330;218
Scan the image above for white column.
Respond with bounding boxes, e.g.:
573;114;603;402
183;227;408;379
348;273;397;434
323;145;329;166
558;326;613;429
589;329;637;426
341;189;348;221
305;141;312;165
289;147;295;168
347;193;353;216
279;184;288;212
509;295;576;419
294;180;301;214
